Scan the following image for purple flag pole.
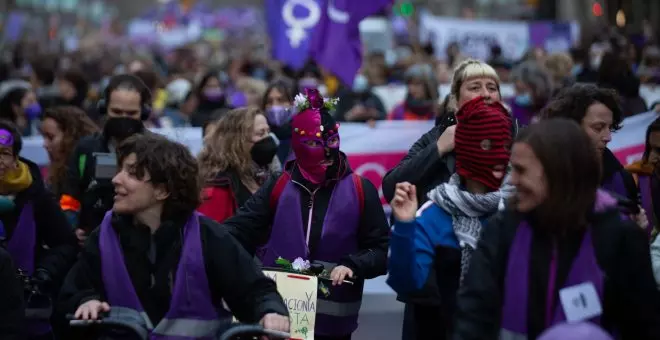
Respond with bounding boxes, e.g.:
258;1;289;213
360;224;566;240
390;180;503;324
309;0;392;87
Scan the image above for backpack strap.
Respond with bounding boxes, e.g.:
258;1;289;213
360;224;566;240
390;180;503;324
351;173;365;216
269;172;292;211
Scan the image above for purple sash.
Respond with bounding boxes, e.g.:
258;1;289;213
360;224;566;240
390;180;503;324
501;191;613;338
5;201;53;335
6;201;36;275
260;174;362;337
100;211;226;339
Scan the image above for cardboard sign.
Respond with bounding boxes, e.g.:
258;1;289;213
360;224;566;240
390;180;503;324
263;269;317;340
229;269;317;340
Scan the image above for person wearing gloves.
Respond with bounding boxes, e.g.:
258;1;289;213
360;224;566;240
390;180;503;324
223;88;390;340
381;59;518;340
59;133;289;339
0;120;78;339
388;97;514;339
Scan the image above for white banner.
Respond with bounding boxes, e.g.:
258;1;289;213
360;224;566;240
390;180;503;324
21;112;660;205
419;15;529;61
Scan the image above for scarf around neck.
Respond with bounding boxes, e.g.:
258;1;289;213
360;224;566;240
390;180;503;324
427;173;515;282
1;161;33;194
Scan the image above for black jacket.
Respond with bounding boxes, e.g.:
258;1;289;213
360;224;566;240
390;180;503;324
0;247;25;340
1;158;77;288
453;208;660;340
602;148;639;204
382;124;452;206
223;154;390;281
61;133;112;231
58;213;288;325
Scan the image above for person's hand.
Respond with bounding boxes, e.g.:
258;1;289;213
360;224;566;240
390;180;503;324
74;300;110;320
391;182;418;222
633;207;649;230
654;103;660;113
259;313;290;335
437;125;456;155
367;119;377;128
330;265;354;286
75;229;87;247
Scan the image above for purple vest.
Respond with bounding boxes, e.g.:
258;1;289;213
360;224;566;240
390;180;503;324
260;174;363;336
4;202;53;335
500;191;613;339
99;211;228;339
638;175;656;236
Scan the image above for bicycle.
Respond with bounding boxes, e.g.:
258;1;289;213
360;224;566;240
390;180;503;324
68;310;290;340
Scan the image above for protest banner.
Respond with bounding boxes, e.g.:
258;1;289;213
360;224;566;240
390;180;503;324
263;269;317;340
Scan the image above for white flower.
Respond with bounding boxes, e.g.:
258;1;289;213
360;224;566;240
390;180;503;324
291;257;311;271
294;94;308;109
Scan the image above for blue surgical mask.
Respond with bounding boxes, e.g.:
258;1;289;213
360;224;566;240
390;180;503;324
352;74;369;93
571;64;583;77
298;78;319;91
203;88;224;102
385;49;398;67
514;93;533;107
266;106;293;126
24;103;42;120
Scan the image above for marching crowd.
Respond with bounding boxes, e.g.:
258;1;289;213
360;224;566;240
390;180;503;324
1;24;660;340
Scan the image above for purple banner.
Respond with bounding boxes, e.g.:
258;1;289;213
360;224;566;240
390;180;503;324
310;0;392;86
528;22;572;54
3;12;27;42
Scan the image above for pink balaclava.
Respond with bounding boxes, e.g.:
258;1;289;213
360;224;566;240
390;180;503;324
291;88;341;184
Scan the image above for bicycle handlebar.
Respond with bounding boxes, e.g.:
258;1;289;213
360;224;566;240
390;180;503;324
67;313;149;339
68;314;290;340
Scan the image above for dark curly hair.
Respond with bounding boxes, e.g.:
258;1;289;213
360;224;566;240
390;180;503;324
41;106;99;194
538;83;623;131
117;134;201;219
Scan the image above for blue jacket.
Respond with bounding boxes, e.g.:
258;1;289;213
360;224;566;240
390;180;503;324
387;201;488;295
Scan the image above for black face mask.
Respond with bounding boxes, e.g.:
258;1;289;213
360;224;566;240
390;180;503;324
103;117;145;143
251;135;279;167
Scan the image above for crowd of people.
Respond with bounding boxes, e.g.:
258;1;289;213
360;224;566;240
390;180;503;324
0;17;660;340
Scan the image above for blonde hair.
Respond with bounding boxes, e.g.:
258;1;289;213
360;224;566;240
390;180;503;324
448;59;500;111
237;77;267;105
544;53;574;85
198;107;261;186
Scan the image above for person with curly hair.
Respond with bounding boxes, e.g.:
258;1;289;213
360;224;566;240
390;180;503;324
197;107;280;223
538;84;648;229
60;133;290;338
40;106;99;198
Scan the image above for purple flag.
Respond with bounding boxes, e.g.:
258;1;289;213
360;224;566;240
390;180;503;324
310;0;392;86
267;0;325;70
